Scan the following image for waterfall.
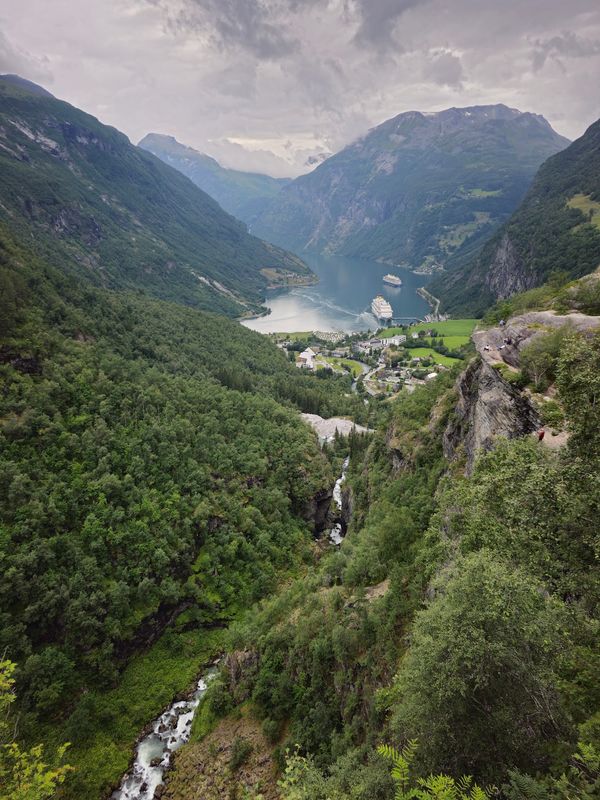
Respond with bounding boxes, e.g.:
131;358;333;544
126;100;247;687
329;456;349;545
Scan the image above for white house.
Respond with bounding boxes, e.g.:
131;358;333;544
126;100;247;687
388;334;407;346
297;347;317;369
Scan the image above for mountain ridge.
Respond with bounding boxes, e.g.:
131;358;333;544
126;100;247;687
252;103;569;272
433;115;600;315
138;132;290;225
0;76;311;316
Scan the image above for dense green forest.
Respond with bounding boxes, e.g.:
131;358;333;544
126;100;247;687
435;116;600;315
182;324;600;799
0;212;371;797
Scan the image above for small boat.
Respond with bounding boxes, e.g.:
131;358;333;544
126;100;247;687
383;273;402;287
371;295;393;321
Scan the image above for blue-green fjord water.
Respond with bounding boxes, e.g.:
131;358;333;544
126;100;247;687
242;253;432;334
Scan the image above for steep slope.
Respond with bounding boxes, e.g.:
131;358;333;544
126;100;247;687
167;310;600;797
139;133;290;224
0;77;311;316
252;105;569;270
434;117;600;315
0;206;363;797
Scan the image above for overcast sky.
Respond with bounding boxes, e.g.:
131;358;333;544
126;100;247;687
1;0;599;176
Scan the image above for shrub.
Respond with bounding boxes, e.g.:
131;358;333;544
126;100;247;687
230;736;253;772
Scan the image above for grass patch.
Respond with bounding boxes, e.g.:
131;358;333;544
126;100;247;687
38;627;225;800
382;320;477;354
322;357;364;378
439;214;491;251
464;188;502;198
407;348;459;366
567;193;600;230
381;319;477;340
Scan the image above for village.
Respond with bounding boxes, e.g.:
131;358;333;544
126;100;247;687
272;320;476;396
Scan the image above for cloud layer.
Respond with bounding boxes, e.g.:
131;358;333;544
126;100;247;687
1;0;599;176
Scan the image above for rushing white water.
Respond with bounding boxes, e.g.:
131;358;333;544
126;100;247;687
111;669;216;800
329;456;349;545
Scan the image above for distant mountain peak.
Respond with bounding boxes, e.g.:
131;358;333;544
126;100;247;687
0;74;54;98
138;133;220;167
139;133;290;224
0;84;310;314
252;103;570;270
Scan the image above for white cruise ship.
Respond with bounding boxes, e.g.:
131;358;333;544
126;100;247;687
371;295;393;321
383;273;402;287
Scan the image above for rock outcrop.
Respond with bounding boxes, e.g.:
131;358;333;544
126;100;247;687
302;487;333;535
484;232;538;299
444;358;540;474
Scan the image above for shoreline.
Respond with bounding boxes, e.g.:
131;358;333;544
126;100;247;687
417;286;441;317
239;274;320;323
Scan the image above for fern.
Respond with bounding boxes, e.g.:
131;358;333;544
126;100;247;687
379;741;493;800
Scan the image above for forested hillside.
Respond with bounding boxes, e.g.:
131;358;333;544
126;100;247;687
161;304;600;800
139;134;290;225
1;74;599;800
435;116;600;315
252;105;568;271
0;76;310;317
0;200;368;797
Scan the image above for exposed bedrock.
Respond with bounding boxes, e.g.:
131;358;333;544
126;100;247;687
444;357;540;474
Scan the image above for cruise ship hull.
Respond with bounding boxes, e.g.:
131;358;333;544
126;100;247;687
371;295;393;321
383;274;402;287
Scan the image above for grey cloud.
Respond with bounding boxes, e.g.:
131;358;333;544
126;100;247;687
179;0;296;58
351;0;428;48
2;0;599;177
0;29;51;81
423;50;464;88
160;0;326;60
532;30;600;71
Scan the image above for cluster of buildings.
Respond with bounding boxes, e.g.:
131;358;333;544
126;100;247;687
352;334;407;356
293;329;447;396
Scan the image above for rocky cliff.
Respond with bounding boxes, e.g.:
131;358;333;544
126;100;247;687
435;116;600;316
443;358;540;474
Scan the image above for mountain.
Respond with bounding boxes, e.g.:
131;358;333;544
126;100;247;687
433;117;600;315
0;77;311;317
252;105;569;272
139;133;290;224
0;73;54;97
0;83;362;800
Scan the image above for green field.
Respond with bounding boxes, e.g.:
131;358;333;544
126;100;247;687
464;188;502;198
407;348;460;366
321;357;364;378
567;193;600;229
381;319;478;350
